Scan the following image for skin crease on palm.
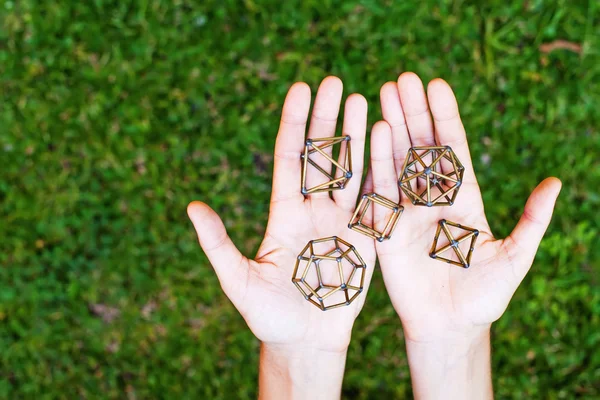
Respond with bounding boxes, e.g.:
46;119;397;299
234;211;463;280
187;73;561;353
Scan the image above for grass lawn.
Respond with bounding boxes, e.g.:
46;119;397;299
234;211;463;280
1;0;599;398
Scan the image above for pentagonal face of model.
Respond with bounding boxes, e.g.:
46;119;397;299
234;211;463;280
429;219;479;268
398;146;465;207
300;136;352;195
291;236;366;311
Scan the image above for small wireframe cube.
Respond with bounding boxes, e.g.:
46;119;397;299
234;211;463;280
292;236;366;311
429;219;479;268
399;146;465;206
301;136;352;195
348;193;403;242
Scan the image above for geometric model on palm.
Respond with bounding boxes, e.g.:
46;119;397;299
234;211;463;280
301;136;352;195
398;146;465;207
429;219;479;268
348;193;403;242
292;236;366;311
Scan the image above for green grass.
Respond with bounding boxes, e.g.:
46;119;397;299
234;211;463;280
1;0;599;398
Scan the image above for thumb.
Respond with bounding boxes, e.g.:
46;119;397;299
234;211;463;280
187;201;249;303
503;177;562;280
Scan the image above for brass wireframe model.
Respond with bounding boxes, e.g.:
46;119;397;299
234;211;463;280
348;193;403;241
399;146;464;206
292;236;366;311
429;219;479;268
301;136;352;195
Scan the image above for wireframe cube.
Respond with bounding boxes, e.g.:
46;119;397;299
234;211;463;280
292;236;366;311
301;136;352;195
348;193;403;242
399;146;464;206
429;219;479;268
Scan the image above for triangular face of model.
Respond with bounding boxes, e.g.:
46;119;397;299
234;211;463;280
301;136;352;195
429;219;479;268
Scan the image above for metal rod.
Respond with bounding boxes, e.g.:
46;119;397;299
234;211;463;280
430;147;448;167
310;136;347;143
336;237;353;249
381;211;398;239
321;285;342;300
369;193;398;209
357;198;371;223
349;224;380;240
466;235;478;265
431;170;458;183
346;138;352;173
400;169;425;183
346;267;357;286
348;289;362;303
315;263;323;287
342;253;357;268
388;207;404;237
307;157;335;180
305;176;347;194
324;301;350;311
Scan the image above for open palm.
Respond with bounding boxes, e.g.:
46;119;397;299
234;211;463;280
187;77;377;352
370;73;561;340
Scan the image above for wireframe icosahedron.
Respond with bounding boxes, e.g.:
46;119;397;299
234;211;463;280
429;219;479;268
348;193;403;242
399;146;464;206
301;136;352;195
292;236;366;311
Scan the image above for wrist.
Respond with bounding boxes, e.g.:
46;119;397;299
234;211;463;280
403;321;492;344
259;342;348;400
404;326;493;400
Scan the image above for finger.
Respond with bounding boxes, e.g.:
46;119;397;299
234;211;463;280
272;82;312;203
187;201;249;305
380;81;411;174
304;76;343;198
358;167;374;226
427;78;477;185
333;93;367;211
397;72;435;147
361;167;374;196
370;121;400;235
502;178;562;281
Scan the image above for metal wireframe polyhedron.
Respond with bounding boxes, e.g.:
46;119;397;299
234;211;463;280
301;136;352;195
292;236;366;311
348;193;403;242
399;146;464;206
429;219;479;268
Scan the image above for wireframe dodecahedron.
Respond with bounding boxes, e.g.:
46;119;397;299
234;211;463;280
429;219;479;268
301;136;352;195
292;236;366;311
399;146;465;206
348;193;403;242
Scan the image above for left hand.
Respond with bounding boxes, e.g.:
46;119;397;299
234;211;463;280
187;77;377;354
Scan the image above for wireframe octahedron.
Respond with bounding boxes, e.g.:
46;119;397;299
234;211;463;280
429;219;479;268
348;193;403;242
301;136;352;195
292;236;366;311
399;146;465;206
